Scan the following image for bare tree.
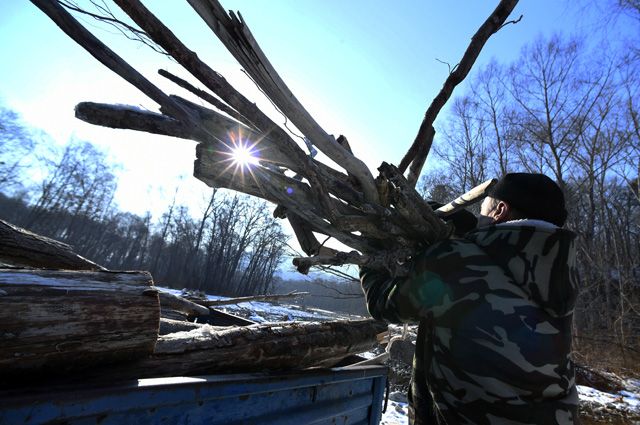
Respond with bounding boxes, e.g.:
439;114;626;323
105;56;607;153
435;96;491;192
0;106;35;192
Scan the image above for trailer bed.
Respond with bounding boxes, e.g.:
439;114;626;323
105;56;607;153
0;365;387;425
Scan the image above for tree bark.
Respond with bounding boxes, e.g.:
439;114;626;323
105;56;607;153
0;219;105;270
159;318;208;335
28;319;388;385
0;268;159;379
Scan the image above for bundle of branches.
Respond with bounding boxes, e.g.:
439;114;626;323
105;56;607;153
32;0;519;276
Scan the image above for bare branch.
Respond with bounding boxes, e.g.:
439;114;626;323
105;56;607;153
498;14;523;30
58;0;168;56
399;0;520;181
31;0;192;123
185;0;380;203
157;69;255;129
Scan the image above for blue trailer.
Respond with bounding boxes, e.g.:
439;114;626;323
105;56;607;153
0;365;387;424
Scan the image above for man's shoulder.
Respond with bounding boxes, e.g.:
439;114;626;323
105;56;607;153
411;237;491;278
420;236;486;260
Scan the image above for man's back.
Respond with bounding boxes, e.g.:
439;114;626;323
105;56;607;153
361;220;579;424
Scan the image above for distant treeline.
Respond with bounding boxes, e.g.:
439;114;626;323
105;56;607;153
0;128;286;296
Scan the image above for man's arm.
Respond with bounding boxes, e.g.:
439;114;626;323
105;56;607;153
360;242;459;324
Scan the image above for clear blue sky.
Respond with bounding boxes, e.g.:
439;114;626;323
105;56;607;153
0;0;619;217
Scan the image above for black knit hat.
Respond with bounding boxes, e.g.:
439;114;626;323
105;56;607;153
488;173;567;226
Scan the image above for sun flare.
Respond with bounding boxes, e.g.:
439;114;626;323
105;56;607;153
231;144;260;168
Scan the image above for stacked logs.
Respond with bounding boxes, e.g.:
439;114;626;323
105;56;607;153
0;220;386;386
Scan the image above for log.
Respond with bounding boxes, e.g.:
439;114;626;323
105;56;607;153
0;268;160;379
158;290;210;316
159;318;208;335
189;291;309;307
151;320;386;369
0;219;105;270
31;319;388;385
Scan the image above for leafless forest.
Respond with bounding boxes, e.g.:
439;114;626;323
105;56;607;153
0;131;286;296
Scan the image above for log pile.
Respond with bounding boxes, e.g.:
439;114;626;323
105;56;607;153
0;221;386;386
30;0;519;276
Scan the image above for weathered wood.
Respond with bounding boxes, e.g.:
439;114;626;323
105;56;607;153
66;320;387;384
0;219;105;270
189;291;309;307
30;0;193;123
159;318;207;335
0;268;159;378
434;178;498;217
158;68;256;129
186;0;380;204
158;290;210;317
31;0;521;274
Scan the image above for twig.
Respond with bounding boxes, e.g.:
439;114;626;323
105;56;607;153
498;14;523;30
435;58;456;74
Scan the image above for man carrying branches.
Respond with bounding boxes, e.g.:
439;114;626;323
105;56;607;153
361;173;579;424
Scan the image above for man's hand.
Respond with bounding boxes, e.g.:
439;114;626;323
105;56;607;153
428;201;477;236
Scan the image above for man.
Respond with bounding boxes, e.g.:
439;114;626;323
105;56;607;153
360;173;579;424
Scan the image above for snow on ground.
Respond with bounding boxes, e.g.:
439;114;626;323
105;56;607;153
579;385;640;410
378;385;640;424
380;384;640;425
578;380;640;421
381;393;410;425
157;286;363;322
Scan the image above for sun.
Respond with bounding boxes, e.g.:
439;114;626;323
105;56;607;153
231;143;260;168
210;127;270;190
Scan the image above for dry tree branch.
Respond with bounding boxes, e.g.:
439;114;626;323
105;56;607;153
185;0;380;204
58;0;168;56
31;0;518;276
157;69;256;129
399;0;520;184
31;0;193;124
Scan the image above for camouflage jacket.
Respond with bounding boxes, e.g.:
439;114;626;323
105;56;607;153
360;220;580;425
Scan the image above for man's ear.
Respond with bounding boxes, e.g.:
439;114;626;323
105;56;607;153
493;201;511;223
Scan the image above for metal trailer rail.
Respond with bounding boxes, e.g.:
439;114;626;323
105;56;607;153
0;365;388;425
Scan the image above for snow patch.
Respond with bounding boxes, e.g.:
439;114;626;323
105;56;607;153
381;398;409;425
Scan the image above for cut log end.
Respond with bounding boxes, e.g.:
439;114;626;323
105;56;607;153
0;268;160;381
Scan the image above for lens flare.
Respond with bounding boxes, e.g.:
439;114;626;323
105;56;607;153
231;143;260;168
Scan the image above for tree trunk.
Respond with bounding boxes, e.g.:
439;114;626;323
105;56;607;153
26;319;387;386
0;268;159;379
0;219;105;270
